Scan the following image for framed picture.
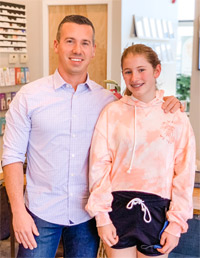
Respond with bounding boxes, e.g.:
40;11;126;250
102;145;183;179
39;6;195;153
156;19;164;39
149;18;158;39
142;17;151;38
167;20;175;38
133;15;145;38
162;19;169;39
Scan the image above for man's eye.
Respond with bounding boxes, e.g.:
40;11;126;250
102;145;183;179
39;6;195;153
66;40;73;44
139;69;145;72
82;42;89;46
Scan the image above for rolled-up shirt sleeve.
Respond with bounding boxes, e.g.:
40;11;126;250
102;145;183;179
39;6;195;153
2;89;31;167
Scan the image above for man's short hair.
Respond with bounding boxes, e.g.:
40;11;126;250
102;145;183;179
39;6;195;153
56;14;95;45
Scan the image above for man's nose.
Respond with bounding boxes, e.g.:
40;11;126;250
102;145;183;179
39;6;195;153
72;43;81;54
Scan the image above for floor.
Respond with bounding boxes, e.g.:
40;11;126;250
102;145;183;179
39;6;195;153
0;237;18;258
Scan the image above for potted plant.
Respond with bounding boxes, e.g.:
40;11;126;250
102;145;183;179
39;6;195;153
176;74;191;112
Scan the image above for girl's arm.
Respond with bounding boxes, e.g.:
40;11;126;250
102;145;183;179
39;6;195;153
164;113;196;237
86;107;113;227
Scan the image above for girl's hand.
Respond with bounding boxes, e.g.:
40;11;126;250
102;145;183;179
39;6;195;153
157;231;179;254
97;223;119;247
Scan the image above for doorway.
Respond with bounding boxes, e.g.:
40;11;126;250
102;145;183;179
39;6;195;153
48;4;107;87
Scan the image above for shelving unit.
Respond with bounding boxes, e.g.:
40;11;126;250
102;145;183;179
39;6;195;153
0;2;28;141
0;1;27;53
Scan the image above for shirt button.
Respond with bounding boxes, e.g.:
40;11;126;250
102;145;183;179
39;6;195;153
71;154;75;158
72;134;76;138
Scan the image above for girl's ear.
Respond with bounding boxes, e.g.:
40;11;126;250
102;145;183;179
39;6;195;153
154;64;161;78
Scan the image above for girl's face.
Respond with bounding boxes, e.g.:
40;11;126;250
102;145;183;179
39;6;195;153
122;53;161;103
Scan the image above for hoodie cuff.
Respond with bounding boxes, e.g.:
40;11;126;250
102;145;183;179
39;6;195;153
95;212;112;227
164;221;183;237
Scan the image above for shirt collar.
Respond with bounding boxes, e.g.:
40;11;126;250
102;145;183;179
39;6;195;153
53;69;95;91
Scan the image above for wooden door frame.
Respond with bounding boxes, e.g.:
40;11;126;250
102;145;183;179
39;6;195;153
42;0;112;78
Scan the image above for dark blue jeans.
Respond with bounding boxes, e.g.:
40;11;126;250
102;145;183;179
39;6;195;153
17;210;99;258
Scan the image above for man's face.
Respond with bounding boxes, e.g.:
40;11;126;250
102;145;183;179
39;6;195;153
54;22;96;77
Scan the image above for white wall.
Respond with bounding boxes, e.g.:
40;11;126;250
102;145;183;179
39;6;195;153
120;0;178;95
110;0;121;85
190;0;200;165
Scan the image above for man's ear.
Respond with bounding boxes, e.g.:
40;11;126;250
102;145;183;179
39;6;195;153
92;44;96;58
54;40;59;53
154;64;161;78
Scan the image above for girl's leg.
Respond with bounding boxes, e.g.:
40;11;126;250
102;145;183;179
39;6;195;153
137;250;168;258
104;244;137;258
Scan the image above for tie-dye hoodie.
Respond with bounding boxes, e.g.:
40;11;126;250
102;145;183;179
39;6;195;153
86;90;196;237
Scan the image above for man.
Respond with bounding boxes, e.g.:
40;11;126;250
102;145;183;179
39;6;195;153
2;15;181;258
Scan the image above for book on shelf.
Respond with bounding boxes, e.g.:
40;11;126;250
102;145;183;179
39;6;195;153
0;93;6;111
0;68;4;86
24;67;30;83
15;67;21;85
20;67;25;84
11;91;17;100
0;66;29;86
5;92;11;109
9;67;15;85
0;117;6;136
3;67;10;86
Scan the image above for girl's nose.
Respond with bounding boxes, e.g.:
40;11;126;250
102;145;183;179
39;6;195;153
131;71;138;82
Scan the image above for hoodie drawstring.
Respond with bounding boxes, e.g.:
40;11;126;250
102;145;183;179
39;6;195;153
126;197;152;223
127;105;136;174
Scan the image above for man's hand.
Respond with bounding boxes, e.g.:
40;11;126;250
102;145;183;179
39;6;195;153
157;231;179;254
162;96;184;113
97;223;119;247
13;209;39;250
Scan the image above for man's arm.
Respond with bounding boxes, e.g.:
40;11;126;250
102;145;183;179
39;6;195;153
162;96;184;113
3;162;39;249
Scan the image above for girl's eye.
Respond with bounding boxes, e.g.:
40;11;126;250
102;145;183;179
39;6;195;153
124;71;132;75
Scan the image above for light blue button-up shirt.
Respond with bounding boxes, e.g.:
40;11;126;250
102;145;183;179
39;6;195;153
2;70;116;225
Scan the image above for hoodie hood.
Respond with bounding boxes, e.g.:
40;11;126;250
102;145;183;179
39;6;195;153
120;90;165;107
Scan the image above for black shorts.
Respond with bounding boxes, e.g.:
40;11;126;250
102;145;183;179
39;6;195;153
109;191;170;256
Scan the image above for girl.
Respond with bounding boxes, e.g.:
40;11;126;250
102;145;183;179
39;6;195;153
86;44;196;258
